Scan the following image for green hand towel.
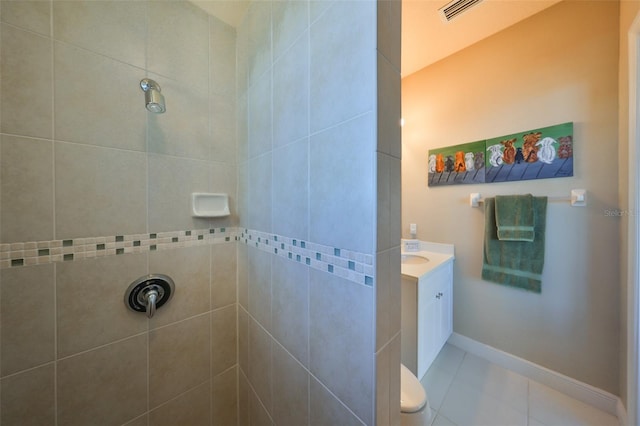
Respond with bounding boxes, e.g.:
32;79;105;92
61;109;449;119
495;194;535;242
482;196;547;293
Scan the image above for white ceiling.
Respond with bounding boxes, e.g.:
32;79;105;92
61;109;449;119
192;0;562;78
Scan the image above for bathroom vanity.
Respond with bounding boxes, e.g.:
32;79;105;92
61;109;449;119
401;240;455;380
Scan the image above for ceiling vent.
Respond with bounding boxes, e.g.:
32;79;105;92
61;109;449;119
438;0;484;22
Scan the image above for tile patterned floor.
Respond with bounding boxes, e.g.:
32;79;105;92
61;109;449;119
420;344;620;426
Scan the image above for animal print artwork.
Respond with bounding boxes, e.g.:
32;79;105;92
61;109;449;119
454;151;466;172
500;138;517;164
428;140;486;186
522;131;541;163
557;135;573;159
428;122;573;186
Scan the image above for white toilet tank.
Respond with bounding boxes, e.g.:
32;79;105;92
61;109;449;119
400;363;431;426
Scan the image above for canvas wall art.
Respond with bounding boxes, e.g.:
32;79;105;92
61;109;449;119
428;122;573;187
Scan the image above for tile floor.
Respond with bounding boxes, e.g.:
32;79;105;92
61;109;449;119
421;344;620;426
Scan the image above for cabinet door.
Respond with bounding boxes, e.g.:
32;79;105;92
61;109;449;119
435;272;453;348
440;274;453;340
417;262;453;378
417;282;439;379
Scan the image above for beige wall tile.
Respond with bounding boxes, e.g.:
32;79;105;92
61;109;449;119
238;369;250;426
210;161;237;228
123;415;148;426
249;385;274;426
54;42;146;151
310;376;365;426
376;0;401;73
376;343;390;426
1;135;54;243
211;304;237;375
149;245;210;328
238;306;249;375
1;0;51;36
238;242;249;308
309;0;375;133
213;366;238;426
309;269;374;425
146;75;210;160
1;24;52;139
272;342;309;426
54;142;147;239
211;240;237;309
247;71;272;158
1;264;55;376
309;113;376;253
376;249;391;352
149;381;211;426
237;94;249;165
389;333;401;426
271;255;309;367
247;245;271;331
245;1;271;89
247;153;272;233
272;0;308;62
57;335;147;426
273;33;309;148
0;0;241;423
149;314;210;408
237;160;249;228
53;0;146;67
376;246;402;352
272;138;309;239
147;154;211;233
210;16;236;96
1;363;55;426
248;318;272;416
147;1;209;88
211;93;237;165
56;253;148;358
376;52;401;159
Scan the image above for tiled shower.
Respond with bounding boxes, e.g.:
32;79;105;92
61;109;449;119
0;1;401;425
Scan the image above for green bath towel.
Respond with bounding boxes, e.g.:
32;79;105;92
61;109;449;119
495;194;535;242
482;196;547;293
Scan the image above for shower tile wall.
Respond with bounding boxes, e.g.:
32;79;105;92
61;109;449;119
236;1;401;425
0;1;238;425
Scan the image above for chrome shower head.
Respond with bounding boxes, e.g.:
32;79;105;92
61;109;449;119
140;78;166;113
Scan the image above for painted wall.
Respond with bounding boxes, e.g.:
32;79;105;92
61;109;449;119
235;1;401;425
402;0;620;394
0;1;238;424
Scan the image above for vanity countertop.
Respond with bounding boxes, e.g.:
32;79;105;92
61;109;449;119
401;240;455;279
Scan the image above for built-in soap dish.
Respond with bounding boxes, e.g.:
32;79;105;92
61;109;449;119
191;193;230;217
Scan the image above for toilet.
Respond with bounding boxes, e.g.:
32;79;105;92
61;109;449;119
400;363;432;426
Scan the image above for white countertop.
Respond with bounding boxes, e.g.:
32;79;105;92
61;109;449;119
401;240;455;279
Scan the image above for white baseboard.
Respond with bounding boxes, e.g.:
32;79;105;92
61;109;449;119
617;398;628;426
447;332;623;420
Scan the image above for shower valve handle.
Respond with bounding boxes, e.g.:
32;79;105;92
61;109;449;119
143;288;159;318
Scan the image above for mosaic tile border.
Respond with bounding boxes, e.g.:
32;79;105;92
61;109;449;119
0;227;237;269
240;229;375;287
0;228;375;287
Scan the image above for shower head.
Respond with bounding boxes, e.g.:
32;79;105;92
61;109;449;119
140;78;166;113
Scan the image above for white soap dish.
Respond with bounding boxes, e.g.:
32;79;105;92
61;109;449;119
191;193;230;217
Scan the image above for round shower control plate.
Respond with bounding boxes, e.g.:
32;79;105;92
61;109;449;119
125;274;175;314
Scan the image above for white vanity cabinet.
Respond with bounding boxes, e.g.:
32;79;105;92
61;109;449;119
401;242;454;381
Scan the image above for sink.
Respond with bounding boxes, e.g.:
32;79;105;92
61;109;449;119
401;254;429;265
